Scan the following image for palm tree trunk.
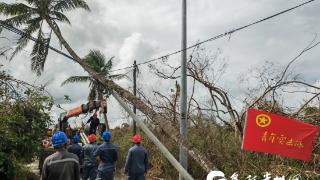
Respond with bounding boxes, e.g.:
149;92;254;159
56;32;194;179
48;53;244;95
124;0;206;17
45;18;216;172
97;87;110;131
102;111;109;131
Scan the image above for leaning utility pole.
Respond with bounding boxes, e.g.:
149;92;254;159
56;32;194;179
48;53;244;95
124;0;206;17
112;92;194;180
133;60;137;135
180;0;188;179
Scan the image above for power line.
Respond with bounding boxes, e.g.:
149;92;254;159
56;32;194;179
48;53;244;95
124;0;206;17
0;0;316;72
109;0;316;73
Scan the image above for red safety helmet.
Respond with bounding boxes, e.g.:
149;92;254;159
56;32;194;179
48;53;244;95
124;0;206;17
88;134;97;143
132;134;141;143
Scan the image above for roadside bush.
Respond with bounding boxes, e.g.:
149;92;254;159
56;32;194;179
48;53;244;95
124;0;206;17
0;89;53;179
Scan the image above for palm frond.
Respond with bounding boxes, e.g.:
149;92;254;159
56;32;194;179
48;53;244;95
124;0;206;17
9;35;29;61
0;2;34;16
22;17;42;37
71;0;91;11
83;50;106;72
9;18;41;61
4;12;35;27
26;17;42;26
61;76;92;86
51;11;71;24
30;30;51;76
102;57;114;73
54;0;90;12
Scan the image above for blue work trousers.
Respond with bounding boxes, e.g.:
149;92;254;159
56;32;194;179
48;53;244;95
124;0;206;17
127;173;145;180
82;165;97;180
96;170;114;180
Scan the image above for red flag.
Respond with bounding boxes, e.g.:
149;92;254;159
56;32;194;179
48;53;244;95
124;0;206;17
242;108;319;161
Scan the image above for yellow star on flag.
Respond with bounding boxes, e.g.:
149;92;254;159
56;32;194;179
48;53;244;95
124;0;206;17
256;114;271;127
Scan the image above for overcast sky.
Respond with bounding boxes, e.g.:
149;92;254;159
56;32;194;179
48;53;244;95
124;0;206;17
1;0;320;128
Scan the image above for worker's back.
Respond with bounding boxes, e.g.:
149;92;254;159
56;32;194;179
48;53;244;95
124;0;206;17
41;151;80;180
83;143;98;166
93;142;118;172
68;143;82;159
125;144;148;175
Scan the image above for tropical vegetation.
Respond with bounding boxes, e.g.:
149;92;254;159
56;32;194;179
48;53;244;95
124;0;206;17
0;70;53;179
61;50;125;101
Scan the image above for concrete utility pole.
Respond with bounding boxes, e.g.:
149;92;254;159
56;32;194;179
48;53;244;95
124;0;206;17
180;0;188;179
133;60;137;135
112;92;194;180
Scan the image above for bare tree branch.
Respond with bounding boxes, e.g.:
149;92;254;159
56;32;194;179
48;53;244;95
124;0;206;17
295;92;320;115
278;36;320;83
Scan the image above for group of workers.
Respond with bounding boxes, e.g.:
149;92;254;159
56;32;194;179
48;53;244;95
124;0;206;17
41;129;148;180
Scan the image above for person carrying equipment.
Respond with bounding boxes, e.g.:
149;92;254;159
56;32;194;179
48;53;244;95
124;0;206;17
82;134;99;180
68;134;83;165
41;131;80;180
124;134;148;180
87;112;100;135
93;131;118;180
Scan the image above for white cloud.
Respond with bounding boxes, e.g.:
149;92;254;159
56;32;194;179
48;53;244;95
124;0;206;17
118;33;157;68
1;0;319;126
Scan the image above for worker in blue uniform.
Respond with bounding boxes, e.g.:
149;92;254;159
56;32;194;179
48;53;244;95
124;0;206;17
93;131;118;180
124;134;148;180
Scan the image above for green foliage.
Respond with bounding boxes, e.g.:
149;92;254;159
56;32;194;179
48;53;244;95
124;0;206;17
61;49;124;100
0;89;53;179
83;50;112;73
302;106;320;126
111;128;134;167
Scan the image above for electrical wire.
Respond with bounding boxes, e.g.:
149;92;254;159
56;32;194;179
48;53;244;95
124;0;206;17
0;0;316;73
109;0;316;73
